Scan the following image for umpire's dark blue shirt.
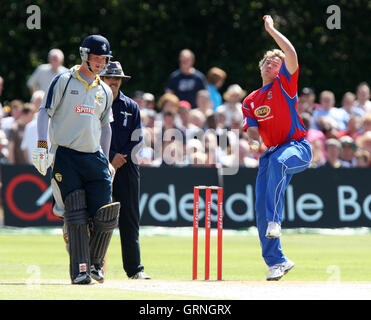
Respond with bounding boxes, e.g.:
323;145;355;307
109;91;142;162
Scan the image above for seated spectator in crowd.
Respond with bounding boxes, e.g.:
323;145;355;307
162;109;186;147
142;93;156;111
301;112;326;152
340;92;364;118
354;82;371;114
189;109;206;135
161;140;187;167
137;146;155;167
186;138;209;167
298;87;320;115
8;104;35;164
218;84;246;128
178;100;200;141
317;116;339;140
309;138;326;168
195;89;213;116
355;149;370;167
311;90;349;131
0;130;8;164
361;113;371;133
356;131;371;156
206;67;227;111
202;131;219;167
165;49;207;109
1;99;24;138
21;90;46;163
141;109;157;129
338;115;363;141
205;113;217;131
339;136;357;167
216;110;227;130
27;48;68;93
157;92;179;115
238;139;259;168
132;90;145;109
322;138;344;168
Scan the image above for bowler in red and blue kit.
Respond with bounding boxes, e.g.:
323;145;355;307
242;15;312;280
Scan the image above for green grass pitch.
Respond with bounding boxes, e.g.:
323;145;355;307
1;230;371;299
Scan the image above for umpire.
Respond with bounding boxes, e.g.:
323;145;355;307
101;61;150;279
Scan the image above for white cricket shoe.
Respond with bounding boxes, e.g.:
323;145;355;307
265;221;282;238
266;260;295;281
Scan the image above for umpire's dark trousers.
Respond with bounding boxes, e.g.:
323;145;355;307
112;159;144;277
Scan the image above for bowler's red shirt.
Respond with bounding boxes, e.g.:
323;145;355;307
242;60;306;147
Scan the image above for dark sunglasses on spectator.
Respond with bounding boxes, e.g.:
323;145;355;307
164;111;175;117
104;76;121;80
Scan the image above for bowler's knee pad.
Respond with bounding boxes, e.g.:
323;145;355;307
89;202;120;267
64;190;90;280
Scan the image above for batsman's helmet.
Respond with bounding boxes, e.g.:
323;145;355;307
79;35;112;62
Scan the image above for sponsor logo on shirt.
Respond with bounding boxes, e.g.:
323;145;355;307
267;91;273;100
75;104;95;116
95;93;103;104
55;173;62;182
255;105;271;118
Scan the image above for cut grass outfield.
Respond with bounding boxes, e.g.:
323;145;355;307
0;228;371;299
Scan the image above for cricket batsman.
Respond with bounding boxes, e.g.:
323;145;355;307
32;35;120;284
242;16;312;280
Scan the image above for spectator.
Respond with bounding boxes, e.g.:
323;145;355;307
161;140;186;167
132;90;145;109
206;67;227;111
141;109;156;129
218;84;246;127
355;149;370;167
165;49;207;108
322;138;343;168
157;92;179;115
239;139;259;168
161;109;186;148
189;109;206;133
7;104;35;164
178;100;200;141
27;48;68;93
205;113;217;131
142;93;156;111
361;113;371;133
204;131;219;167
340;92;364;118
309;138;326;168
195;89;213;116
339;136;357;167
317;115;339;140
298;87;320;115
178;100;192;130
1;99;24;138
356;131;371;155
338;114;363;141
0;130;8;164
354;82;371;114
301;112;326;152
21;90;46;163
311;90;349;131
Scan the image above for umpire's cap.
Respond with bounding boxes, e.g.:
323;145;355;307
80;35;113;59
100;61;131;79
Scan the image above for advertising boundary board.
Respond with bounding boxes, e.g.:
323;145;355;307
1;165;371;228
